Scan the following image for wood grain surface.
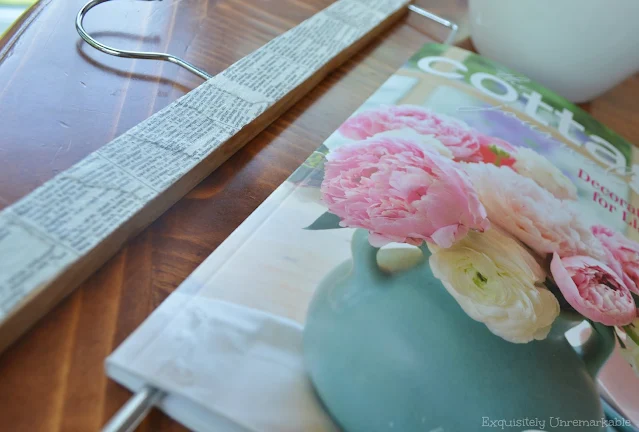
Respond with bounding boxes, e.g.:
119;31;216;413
0;0;637;431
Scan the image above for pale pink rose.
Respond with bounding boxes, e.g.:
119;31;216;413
463;163;605;260
550;253;636;326
512;147;578;200
592;225;639;294
321;135;490;248
338;105;483;161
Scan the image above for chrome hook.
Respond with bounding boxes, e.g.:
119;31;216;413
75;0;213;80
407;4;458;46
76;1;458;82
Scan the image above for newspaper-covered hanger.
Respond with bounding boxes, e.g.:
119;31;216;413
75;2;458;431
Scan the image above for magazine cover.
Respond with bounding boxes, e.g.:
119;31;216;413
107;44;639;432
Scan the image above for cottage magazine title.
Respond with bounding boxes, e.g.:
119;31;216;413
108;44;639;431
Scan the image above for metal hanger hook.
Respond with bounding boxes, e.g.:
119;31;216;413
77;2;457;82
407;4;458;46
75;0;213;80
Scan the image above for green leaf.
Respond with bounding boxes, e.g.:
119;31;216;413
623;324;639;346
488;144;511;166
489;144;510;157
288;144;328;187
616;331;627;349
304;211;344;230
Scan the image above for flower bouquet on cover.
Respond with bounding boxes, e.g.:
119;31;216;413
303;104;639;431
314;104;639;345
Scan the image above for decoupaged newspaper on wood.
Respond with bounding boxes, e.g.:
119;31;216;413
0;0;411;352
107;44;639;431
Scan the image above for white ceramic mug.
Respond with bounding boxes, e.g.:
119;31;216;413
468;0;639;103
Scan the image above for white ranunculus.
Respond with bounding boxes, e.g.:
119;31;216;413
429;228;560;343
513;147;578;200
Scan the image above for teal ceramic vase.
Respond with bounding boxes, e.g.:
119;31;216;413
304;230;616;432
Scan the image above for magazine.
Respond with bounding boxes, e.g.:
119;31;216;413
107;43;639;431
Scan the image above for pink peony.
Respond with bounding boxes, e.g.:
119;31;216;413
550;254;636;326
338;105;484;161
321;135;490;248
592;225;639;294
463;163;605;259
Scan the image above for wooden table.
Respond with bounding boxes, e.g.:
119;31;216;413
0;0;637;431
